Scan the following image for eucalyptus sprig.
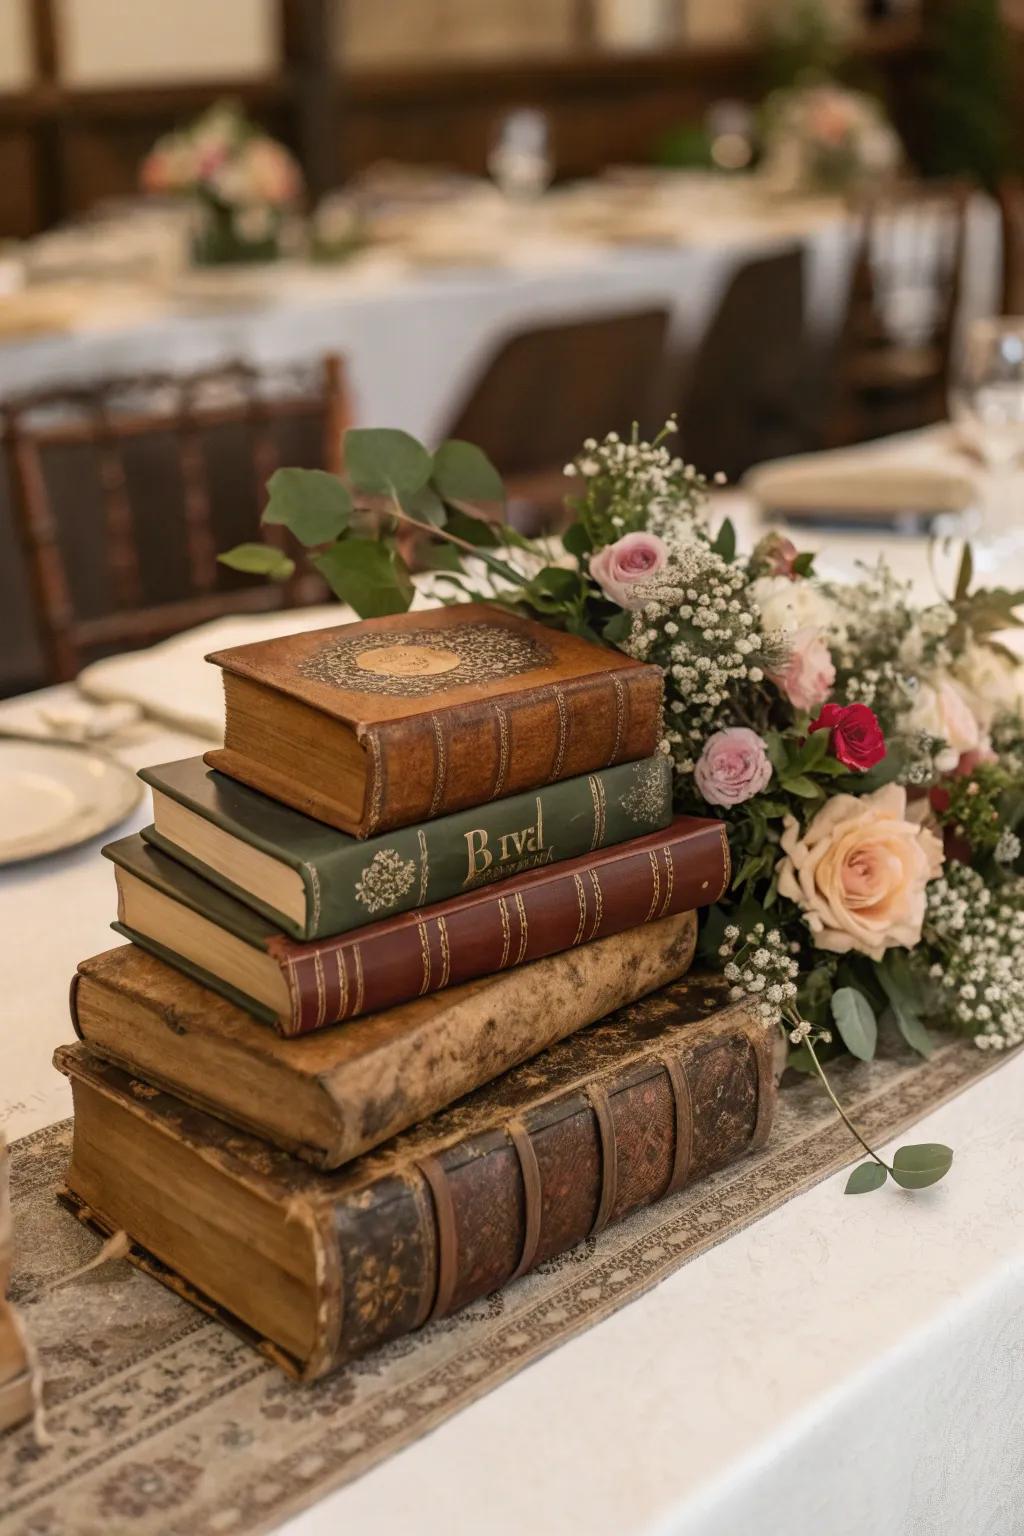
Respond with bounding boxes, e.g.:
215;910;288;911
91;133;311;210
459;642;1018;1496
220;427;542;618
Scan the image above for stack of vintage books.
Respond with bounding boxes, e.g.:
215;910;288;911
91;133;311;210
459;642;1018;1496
57;603;775;1380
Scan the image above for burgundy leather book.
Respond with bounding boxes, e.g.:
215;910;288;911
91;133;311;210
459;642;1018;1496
103;817;730;1036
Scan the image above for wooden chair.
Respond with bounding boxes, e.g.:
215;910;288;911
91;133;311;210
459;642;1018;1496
673;246;809;481
826;180;971;446
2;354;349;683
998;178;1024;315
439;308;673;532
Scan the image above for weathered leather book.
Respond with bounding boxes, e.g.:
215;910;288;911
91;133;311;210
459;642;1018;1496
139;752;673;941
69;913;697;1168
103;819;729;1033
203;603;664;836
56;974;775;1380
0;1134;32;1434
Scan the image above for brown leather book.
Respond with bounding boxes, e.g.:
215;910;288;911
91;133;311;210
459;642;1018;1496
69;912;697;1168
104;818;729;1033
204;603;664;836
56;975;775;1380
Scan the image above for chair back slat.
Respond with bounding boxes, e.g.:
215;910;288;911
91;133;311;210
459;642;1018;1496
2;353;349;682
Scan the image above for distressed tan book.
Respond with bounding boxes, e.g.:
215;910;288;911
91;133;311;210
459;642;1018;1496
70;912;697;1168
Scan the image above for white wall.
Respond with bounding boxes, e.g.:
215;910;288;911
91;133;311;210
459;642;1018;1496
56;0;276;85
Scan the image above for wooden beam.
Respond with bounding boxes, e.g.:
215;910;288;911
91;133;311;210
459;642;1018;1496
27;0;63;228
281;0;341;198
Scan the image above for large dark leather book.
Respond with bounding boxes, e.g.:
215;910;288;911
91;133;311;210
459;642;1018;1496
56;975;775;1380
139;752;673;941
203;603;664;836
69;912;697;1168
103;819;729;1034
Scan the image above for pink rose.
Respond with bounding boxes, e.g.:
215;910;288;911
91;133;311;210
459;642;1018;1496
772;626;835;713
589;532;668;610
694;727;773;807
754;531;800;579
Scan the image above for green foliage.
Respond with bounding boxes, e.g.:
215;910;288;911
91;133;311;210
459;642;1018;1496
922;0;1013;191
845;1161;887;1194
890;1144;954;1190
217;542;294;580
831;987;877;1061
345;428;432;497
312;539;413;618
262;468;351;546
878;951;934;1058
432;440;505;505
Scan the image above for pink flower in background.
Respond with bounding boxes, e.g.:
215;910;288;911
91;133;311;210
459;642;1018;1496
694;728;773;807
589;532;668;610
772;626;835;713
759;532;801;579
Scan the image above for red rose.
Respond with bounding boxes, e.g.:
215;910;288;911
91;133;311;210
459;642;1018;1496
810;702;886;772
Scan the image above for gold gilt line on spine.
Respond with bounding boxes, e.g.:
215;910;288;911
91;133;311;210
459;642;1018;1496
588;774;607;850
548;688;569;782
572;873;588;945
365;730;385;834
303;862;321;932
587;869;604;939
352;944;365;1014
491;703;510;800
334;950;349;1019
513;892;529;964
313;953;326;1028
607;676;626;766
717;824;731;901
645;849;661;922
658;846;675;918
416;829;429;906
285;955;301;1033
436;916;451;989
429;716;448;818
417;920;432;995
498;897;512;968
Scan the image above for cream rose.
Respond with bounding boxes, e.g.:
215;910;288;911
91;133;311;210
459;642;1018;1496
952;641;1024;731
776;783;944;961
749;573;837;636
905;676;983;773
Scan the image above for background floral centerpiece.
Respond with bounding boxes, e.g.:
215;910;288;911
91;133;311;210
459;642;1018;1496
140;101;302;266
222;421;1024;1194
759;82;903;195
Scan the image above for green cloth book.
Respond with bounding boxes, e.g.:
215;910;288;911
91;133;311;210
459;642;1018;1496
139;754;673;941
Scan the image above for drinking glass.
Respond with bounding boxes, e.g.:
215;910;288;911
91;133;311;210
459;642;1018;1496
487;110;553;201
951;317;1024;550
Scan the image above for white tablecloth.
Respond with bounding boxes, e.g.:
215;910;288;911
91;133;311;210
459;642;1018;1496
4;468;1024;1533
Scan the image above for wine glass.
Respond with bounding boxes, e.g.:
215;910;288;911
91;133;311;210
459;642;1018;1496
487;110;553;201
951;317;1024;551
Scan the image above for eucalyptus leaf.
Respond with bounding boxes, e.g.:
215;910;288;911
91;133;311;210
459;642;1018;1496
563;521;593;557
792;551;815;577
797;728;830;771
345;428;432;497
432;439;505;504
445;506;500;548
781;774;822;799
890;1143;953;1189
262;468;351;546
312;537;414;617
603;610;633;645
218;543;295;581
845;1161;888;1194
877;952;934;1058
831;987;878;1061
400;482;447;526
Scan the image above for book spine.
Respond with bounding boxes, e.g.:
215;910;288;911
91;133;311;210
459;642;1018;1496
359;665;664;836
325;1003;775;1371
274;823;730;1036
305;755;673;940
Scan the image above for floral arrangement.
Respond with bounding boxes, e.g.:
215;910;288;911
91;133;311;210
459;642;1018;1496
222;421;1024;1194
759;82;902;195
140;102;302;265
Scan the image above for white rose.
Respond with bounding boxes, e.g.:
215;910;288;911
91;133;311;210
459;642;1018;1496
952;641;1024;730
749;574;837;637
906;676;983;772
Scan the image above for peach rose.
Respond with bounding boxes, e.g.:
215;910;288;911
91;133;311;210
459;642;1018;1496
776;783;944;961
772;626;835;713
906;677;983;774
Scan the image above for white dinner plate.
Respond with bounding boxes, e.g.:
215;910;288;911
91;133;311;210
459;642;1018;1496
0;736;142;865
